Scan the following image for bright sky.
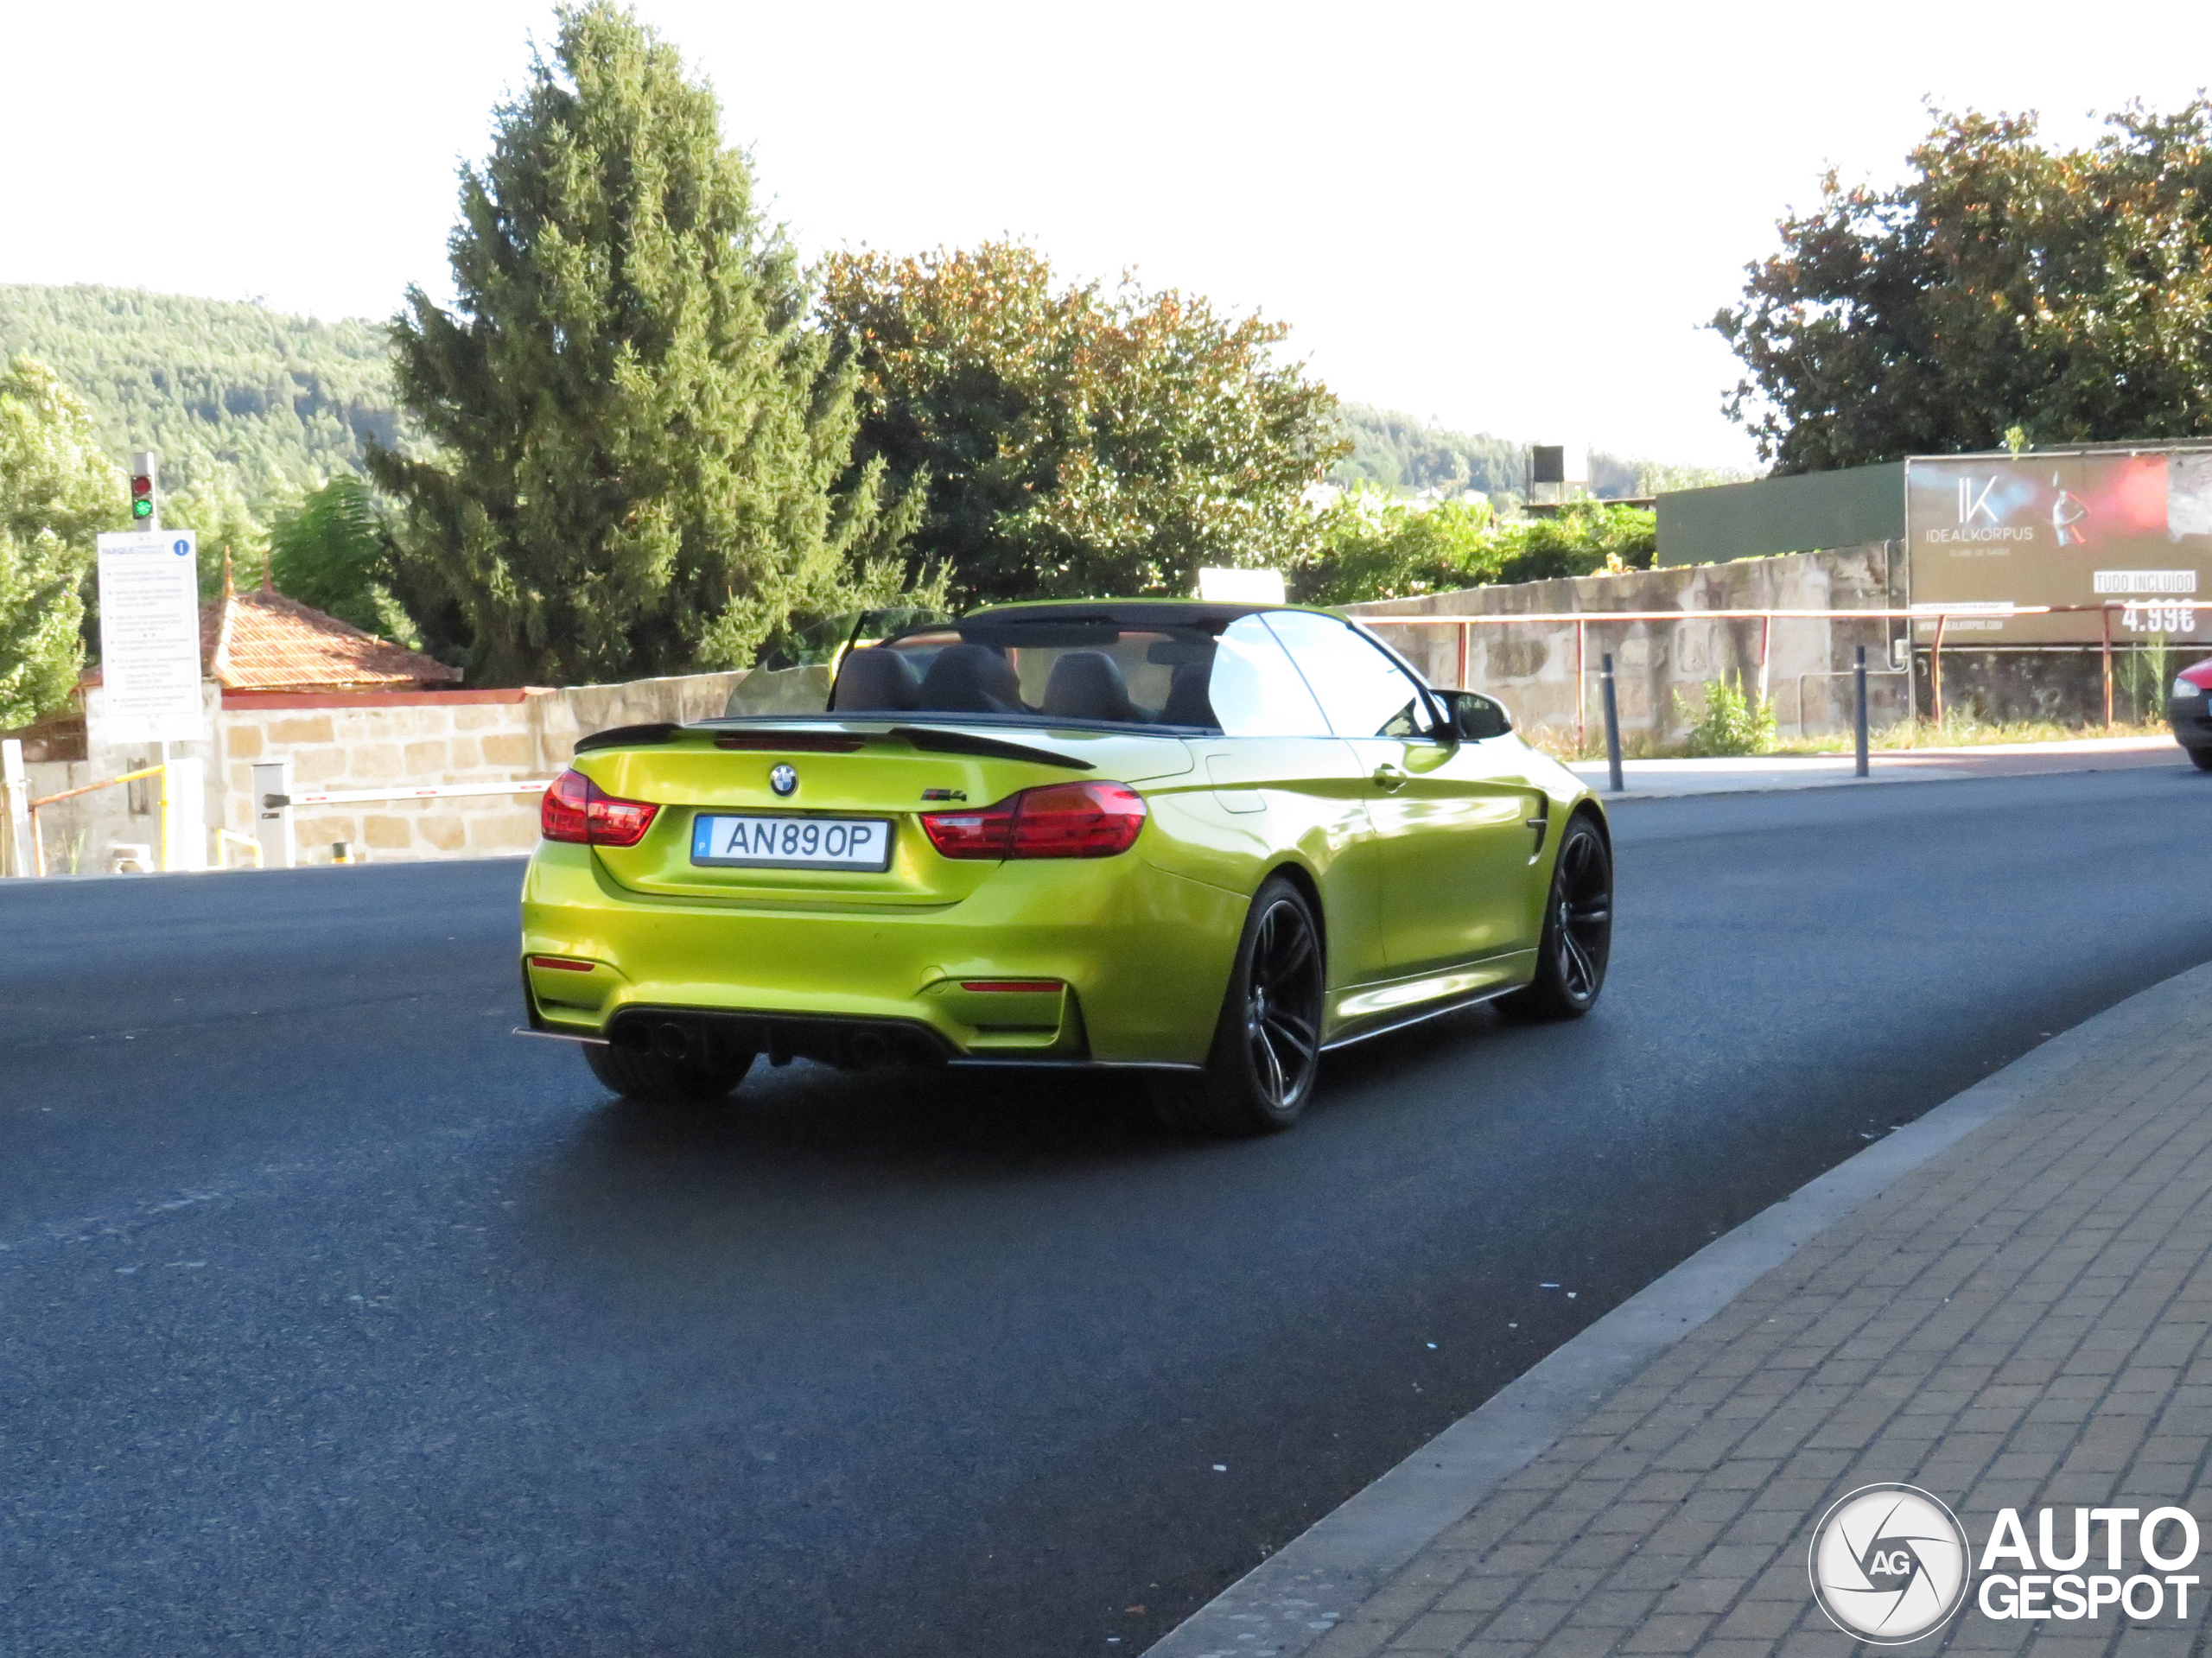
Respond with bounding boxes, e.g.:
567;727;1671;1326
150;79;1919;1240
7;1;2211;470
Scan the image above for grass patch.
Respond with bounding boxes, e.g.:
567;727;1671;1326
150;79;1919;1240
1770;714;2170;754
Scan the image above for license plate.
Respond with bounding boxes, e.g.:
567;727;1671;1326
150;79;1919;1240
690;813;893;871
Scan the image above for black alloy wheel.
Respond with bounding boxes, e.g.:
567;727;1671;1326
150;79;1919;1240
1502;814;1612;1020
1162;876;1326;1136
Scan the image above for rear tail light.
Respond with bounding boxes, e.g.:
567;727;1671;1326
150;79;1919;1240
540;768;661;848
920;781;1147;860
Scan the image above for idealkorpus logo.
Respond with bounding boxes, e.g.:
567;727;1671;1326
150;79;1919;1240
1808;1483;1972;1642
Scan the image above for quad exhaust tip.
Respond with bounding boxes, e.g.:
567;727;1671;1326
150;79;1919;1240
612;1010;950;1071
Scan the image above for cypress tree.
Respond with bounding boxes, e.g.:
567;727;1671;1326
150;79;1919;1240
372;3;917;686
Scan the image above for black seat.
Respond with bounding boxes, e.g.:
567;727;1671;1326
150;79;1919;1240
830;648;921;712
917;644;1026;714
1157;660;1218;727
1041;651;1136;722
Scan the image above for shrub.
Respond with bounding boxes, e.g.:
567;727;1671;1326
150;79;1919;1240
1678;677;1776;756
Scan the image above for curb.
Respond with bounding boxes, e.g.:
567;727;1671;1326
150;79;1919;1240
1567;748;2183;803
1144;958;2212;1658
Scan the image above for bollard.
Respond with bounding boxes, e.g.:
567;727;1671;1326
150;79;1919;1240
1854;645;1870;778
1600;653;1624;794
1;739;29;878
250;759;296;869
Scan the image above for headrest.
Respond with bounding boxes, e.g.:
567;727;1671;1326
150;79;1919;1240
1040;651;1135;722
1157;659;1219;728
917;644;1026;714
830;648;921;712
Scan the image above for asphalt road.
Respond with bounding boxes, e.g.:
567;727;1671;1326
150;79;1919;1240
5;765;2209;1658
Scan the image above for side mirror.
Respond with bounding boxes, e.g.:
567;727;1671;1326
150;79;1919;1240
1440;689;1512;741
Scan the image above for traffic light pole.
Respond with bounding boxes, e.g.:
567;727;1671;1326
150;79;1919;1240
127;448;171;820
130;448;159;530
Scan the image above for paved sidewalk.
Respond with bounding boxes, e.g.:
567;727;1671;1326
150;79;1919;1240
1567;735;2182;798
1157;963;2212;1657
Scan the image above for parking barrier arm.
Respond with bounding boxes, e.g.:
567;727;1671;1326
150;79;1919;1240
264;780;553;809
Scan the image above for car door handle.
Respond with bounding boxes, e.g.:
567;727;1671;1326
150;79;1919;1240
1371;764;1407;791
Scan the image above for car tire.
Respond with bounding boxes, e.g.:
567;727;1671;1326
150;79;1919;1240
583;1039;754;1103
2188;747;2212;772
1499;814;1612;1021
1159;875;1326;1137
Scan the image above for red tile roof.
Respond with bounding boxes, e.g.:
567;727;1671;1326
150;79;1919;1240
202;573;462;693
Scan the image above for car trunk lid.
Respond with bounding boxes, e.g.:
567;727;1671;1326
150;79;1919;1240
575;721;1192;905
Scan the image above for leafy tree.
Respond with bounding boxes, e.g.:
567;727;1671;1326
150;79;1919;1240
1294;486;1656;606
1716;102;2212;471
371;3;920;687
820;242;1346;607
266;473;429;645
1296;486;1503;605
162;474;270;600
0;356;124;727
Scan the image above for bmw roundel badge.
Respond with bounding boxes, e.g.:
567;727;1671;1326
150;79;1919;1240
769;764;798;797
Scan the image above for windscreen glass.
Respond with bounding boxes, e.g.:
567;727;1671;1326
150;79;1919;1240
1261;611;1439;738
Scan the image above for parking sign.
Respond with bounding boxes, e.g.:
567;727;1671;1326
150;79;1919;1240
93;530;205;743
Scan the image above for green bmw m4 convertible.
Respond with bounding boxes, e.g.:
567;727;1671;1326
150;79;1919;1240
520;600;1612;1134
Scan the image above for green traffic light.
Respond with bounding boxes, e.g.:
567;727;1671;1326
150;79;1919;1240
131;499;153;519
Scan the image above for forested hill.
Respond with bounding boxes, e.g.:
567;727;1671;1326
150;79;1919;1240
0;284;405;504
1331;403;1654;500
1332;403;1532;497
0;284;1730;515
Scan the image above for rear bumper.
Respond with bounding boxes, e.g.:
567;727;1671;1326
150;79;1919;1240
519;842;1244;1066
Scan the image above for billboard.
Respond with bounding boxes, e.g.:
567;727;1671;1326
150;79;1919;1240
1907;450;2212;644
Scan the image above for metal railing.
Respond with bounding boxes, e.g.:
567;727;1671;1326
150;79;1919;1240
1357;600;2161;739
25;764;168;877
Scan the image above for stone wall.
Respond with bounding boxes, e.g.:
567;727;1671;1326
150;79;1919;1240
1346;546;1912;746
218;669;749;865
14;668;750;874
219;692;551;863
20;683;226;876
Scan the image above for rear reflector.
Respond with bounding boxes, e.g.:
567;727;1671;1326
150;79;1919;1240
529;956;596;971
921;781;1146;860
541;768;660;848
959;980;1062;993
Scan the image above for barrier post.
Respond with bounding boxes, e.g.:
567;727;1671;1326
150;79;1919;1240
1854;645;1869;778
251;759;296;870
2101;606;2114;729
2;739;29;878
164;756;207;872
1930;614;1948;725
1600;652;1624;794
1575;619;1587;753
